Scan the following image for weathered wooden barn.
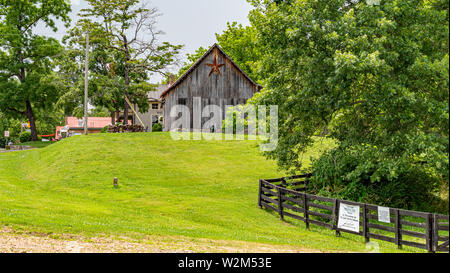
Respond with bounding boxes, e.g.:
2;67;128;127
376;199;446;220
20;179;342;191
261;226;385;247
160;44;262;132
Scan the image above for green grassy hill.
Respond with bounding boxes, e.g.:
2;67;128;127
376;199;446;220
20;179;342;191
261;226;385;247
0;133;418;252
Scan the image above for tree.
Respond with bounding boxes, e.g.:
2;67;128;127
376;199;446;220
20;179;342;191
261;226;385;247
0;111;20;140
58;21;149;125
0;0;71;141
249;0;449;211
79;0;182;125
162;46;208;83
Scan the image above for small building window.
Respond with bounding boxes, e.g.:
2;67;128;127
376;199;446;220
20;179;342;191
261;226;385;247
178;98;187;105
152;103;159;110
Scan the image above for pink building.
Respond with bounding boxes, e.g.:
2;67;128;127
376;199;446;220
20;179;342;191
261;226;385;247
56;117;112;139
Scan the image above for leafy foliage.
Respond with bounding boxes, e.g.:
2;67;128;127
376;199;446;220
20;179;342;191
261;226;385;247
19;131;32;143
152;123;162;132
0;137;6;148
0;0;71;140
59;21;151;119
162;46;208;83
249;0;449;211
0;112;20;138
77;0;182;120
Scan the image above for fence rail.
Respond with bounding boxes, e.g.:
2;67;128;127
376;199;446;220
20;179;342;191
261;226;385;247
258;175;449;253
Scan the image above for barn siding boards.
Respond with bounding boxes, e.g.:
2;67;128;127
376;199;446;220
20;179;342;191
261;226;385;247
161;44;261;132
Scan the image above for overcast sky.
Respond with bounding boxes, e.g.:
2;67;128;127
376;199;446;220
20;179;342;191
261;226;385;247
37;0;254;82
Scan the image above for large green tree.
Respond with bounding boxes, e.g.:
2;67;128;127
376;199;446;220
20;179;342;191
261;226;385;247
250;0;449;210
0;0;71;141
58;21;153;125
79;0;182;125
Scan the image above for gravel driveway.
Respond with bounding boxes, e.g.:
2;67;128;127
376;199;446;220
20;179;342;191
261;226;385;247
0;227;318;253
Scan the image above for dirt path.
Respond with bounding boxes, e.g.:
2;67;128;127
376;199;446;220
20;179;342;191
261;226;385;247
0;227;319;253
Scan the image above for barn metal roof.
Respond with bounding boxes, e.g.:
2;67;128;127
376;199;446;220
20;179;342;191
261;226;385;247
160;43;262;98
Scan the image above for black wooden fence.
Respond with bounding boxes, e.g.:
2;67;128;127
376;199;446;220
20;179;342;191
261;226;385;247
258;175;449;253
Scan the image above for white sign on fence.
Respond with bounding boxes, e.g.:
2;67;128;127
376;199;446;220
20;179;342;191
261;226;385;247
4;131;9;138
338;203;360;233
378;206;391;223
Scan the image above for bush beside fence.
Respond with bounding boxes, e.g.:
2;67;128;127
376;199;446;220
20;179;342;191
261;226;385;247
258;175;449;253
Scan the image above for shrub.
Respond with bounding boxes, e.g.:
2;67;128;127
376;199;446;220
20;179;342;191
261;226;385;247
309;146;445;213
101;126;109;133
19;131;32;143
0;137;6;148
152;123;162;132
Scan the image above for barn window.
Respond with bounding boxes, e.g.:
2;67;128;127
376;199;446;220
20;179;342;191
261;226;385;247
152;103;159;110
178;98;187;105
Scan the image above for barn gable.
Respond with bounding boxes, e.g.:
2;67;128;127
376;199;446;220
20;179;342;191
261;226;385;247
161;44;262;132
161;44;261;98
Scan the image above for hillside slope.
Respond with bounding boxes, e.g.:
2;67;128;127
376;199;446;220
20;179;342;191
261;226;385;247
0;133;412;252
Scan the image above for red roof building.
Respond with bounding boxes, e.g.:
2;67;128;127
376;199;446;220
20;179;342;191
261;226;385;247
65;117;112;128
56;117;112;139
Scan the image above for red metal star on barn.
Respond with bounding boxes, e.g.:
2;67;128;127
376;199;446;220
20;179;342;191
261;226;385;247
206;56;224;76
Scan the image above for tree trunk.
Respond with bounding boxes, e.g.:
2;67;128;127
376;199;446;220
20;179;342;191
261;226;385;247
123;99;129;125
111;111;116;125
25;100;38;141
18;43;38;141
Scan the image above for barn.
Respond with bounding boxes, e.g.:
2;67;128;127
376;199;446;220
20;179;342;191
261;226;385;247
160;44;262;132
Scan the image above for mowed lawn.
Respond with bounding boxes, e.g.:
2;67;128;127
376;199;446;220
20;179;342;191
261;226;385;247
17;141;55;148
0;133;419;252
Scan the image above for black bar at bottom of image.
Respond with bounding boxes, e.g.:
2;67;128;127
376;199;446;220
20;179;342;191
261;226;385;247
0;253;447;272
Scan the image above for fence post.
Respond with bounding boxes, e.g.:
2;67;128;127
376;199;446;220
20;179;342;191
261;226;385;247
278;187;284;221
395;209;402;250
331;199;337;231
303;193;309;230
433;214;439;252
426;213;434;253
281;177;287;188
258;179;262;208
333;199;341;236
363;204;369;243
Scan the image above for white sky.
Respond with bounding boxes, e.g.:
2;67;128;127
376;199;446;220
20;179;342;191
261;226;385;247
37;0;254;83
